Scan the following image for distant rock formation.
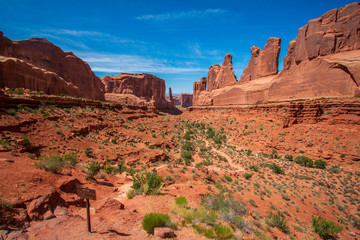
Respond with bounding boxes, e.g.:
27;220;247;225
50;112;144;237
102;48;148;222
169;87;175;106
180;94;193;108
192;3;360;106
101;73;173;109
240;37;281;82
208;53;237;91
0;32;105;100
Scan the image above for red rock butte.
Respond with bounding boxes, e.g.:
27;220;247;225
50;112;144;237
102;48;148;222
193;2;360;107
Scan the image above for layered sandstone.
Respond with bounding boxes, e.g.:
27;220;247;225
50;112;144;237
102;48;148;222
192;3;360;107
207;53;237;91
193;77;208;106
180;94;193;108
240;37;281;82
0;32;105;100
101;73;173;109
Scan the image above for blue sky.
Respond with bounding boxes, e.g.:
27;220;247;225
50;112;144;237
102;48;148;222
0;0;356;94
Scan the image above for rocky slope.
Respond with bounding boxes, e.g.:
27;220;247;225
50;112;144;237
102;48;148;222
193;3;360;106
0;32;105;100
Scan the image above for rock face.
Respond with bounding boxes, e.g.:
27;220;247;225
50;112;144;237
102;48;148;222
193;76;207;106
192;3;360;106
0;32;105;100
180;94;193;107
207;53;237;91
240;37;281;82
101;73;173;108
283;2;360;69
169;87;175;106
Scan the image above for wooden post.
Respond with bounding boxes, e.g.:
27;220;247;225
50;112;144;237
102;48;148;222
86;198;91;232
76;185;96;233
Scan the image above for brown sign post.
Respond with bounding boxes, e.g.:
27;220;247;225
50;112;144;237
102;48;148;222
76;185;96;233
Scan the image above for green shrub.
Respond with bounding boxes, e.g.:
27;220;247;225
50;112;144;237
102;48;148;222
192;224;215;239
214;225;233;239
133;171;163;195
181;151;193;165
311;215;342;239
86;161;100;179
284;154;293;161
175;196;188;208
84;147;93;158
0;197;14;210
7;109;17;117
269;149;278;159
243;172;253;179
265;211;289;233
35;155;64;173
104;164;118;175
270;163;285;174
142;212;172;234
295;155;314;167
314;160;328;169
182;141;194;151
249;165;259;172
22;135;30;145
62;153;77;166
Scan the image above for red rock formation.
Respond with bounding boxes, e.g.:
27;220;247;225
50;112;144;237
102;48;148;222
169;87;175;106
193;76;207;105
207;53;237;91
0;32;105;100
283;2;360;69
240;37;281;82
268;3;360;101
192;3;360;107
180;94;193;108
101;73;173;109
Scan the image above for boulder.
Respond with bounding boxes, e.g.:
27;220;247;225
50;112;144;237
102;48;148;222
94;198;124;213
240;37;281;82
0;34;105;100
56;177;81;193
26;188;60;220
153;227;175;238
208;53;237;91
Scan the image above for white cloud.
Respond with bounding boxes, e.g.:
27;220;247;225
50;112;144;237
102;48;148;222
78;52;207;74
135;8;227;21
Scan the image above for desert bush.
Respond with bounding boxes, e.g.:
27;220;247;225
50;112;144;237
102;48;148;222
84;147;93;158
86;161;100;179
7;109;17;117
192;224;215;239
181;151;193;165
314;159;328;169
214;225;233;239
175;196;188;208
142;212;173;234
270;163;285;174
243;172;253;179
266;211;289;233
249;165;259;172
182;141;194;151
62;153;77;166
284;154;293;161
132;171;163;195
35;155;64;173
295;155;314;167
311;215;342;239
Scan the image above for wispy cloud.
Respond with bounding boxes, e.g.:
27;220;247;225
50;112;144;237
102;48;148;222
78;52;207;74
135;8;227;21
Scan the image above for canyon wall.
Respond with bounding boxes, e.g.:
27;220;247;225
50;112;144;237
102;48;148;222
207;53;237;91
180;94;193;108
101;73;174;109
0;32;105;100
193;3;360;106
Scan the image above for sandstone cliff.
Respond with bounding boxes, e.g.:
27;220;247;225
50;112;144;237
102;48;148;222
207;53;237;91
101;73;174;109
240;37;281;82
0;32;105;100
180;94;193;108
192;3;360;107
